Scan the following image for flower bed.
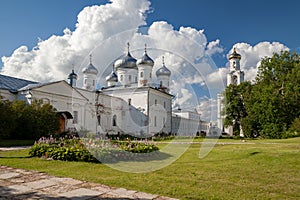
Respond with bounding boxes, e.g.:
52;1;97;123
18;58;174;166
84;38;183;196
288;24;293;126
29;136;159;163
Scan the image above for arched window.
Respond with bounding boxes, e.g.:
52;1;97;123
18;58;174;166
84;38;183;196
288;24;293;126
140;71;144;78
112;115;117;126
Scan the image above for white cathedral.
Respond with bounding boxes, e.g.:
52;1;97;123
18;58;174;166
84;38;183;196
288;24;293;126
0;43;210;137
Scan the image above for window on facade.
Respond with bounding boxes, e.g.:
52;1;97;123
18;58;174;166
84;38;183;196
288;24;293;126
160;81;162;87
149;73;152;79
129;75;132;82
112;115;117;126
73;111;78;124
120;75;123;81
154;116;157;127
155;99;157;105
163;117;166;128
140;72;143;78
164;101;166;108
84;79;87;85
135;77;137;82
93;80;95;86
128;98;131;105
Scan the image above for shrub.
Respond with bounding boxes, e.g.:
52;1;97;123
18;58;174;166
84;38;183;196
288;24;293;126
29;136;160;163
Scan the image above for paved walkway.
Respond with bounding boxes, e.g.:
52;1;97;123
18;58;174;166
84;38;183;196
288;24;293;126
0;166;178;200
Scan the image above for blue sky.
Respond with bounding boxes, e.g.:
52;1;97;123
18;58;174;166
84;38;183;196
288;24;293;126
1;0;300;68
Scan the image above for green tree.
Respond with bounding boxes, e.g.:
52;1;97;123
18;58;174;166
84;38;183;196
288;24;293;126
223;81;250;136
224;51;300;138
11;100;60;139
0;97;16;139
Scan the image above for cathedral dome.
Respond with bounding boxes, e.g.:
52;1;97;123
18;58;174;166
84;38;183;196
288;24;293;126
114;43;137;70
136;45;154;67
228;48;241;60
82;55;98;74
114;52;137;70
106;70;118;82
156;56;171;76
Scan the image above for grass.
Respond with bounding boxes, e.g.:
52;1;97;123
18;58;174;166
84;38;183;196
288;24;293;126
0;137;300;199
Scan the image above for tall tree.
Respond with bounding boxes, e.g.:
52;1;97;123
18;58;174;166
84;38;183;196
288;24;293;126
224;51;300;138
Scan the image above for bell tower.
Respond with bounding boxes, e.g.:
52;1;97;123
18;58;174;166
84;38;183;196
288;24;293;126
227;48;244;86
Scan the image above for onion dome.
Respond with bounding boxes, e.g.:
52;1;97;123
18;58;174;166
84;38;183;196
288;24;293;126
114;42;137;70
82;55;98;74
156;56;171;76
136;44;154;67
106;70;118;82
228;48;241;60
68;69;78;80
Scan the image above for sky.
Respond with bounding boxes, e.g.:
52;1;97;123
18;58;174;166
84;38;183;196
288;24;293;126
0;0;299;121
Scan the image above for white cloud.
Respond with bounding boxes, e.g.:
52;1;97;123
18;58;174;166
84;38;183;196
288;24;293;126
229;42;289;81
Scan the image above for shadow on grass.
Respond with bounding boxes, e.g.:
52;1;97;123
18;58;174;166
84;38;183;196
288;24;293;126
92;150;172;164
203;151;262;163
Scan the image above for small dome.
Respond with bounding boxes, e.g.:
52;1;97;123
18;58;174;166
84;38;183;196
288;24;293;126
106;71;118;82
68;69;78;79
82;55;98;74
82;63;98;74
156;57;171;76
114;42;137;70
137;44;154;67
229;48;241;60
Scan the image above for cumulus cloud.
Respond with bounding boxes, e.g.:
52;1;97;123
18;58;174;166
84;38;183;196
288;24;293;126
229;42;289;81
0;0;289;122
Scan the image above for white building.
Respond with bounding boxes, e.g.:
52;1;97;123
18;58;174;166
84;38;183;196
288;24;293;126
0;43;207;137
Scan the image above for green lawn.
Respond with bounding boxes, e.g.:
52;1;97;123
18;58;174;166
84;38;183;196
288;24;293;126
0;137;299;199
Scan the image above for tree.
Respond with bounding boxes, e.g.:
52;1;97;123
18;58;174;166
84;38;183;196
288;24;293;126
224;51;300;138
223;81;250;136
10;100;60;139
0;97;16;139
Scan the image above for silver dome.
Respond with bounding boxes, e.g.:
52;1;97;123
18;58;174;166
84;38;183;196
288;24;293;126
156;57;171;76
114;52;137;70
136;45;154;66
114;43;137;70
82;63;98;74
82;55;98;74
106;71;118;82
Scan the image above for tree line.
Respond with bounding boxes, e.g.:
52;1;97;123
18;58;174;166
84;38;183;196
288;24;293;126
0;99;60;140
223;51;300;138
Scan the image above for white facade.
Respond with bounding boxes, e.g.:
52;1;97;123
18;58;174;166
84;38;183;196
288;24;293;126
172;111;203;136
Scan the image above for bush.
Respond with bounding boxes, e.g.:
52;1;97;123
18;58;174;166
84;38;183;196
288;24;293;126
29;136;160;163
